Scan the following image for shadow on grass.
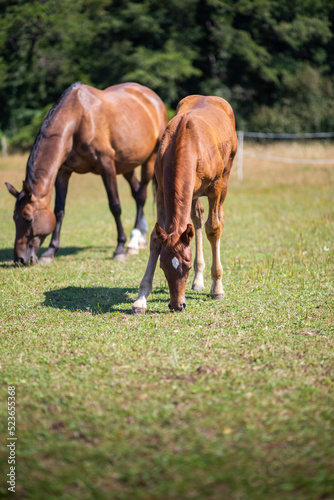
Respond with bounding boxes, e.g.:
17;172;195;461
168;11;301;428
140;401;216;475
43;286;136;314
55;246;92;258
0;248;13;264
43;286;170;315
0;246;94;268
42;285;208;315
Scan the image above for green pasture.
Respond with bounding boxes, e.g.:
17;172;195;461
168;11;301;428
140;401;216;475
0;148;333;499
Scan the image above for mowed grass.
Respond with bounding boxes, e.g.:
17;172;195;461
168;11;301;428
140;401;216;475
0;142;333;500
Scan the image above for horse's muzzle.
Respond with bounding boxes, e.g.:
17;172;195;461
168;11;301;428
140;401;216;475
14;255;37;266
14;256;25;266
168;302;186;312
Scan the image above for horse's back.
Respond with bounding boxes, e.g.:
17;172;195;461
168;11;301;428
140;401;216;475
74;83;167;166
105;82;163;105
103;82;166;138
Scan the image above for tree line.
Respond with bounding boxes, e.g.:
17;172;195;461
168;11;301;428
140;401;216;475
1;0;334;151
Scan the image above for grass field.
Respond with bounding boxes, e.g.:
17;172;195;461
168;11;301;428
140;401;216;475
0;142;333;500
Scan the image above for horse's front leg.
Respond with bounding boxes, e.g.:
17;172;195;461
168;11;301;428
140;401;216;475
101;157;127;261
39;169;72;265
132;228;162;314
205;194;225;299
191;198;205;291
132;189;165;314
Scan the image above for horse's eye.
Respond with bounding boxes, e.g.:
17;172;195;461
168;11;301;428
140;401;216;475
25;217;33;224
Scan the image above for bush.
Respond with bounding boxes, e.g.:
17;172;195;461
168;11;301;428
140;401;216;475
8;105;51;153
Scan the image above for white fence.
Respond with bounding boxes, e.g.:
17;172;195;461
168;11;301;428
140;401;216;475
236;131;334;181
1;136;7;156
1;130;334;171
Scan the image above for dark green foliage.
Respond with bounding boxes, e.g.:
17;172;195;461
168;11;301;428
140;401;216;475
1;0;334;149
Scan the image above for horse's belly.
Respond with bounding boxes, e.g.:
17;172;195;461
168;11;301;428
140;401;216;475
64;156;100;175
115;162;142;175
112;131;156;165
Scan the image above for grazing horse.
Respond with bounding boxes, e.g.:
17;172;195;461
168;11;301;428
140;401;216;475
6;82;167;265
132;95;238;313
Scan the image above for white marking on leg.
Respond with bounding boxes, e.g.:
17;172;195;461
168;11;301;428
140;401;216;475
133;295;147;310
133;230;162;312
127;228;141;250
138;234;148;249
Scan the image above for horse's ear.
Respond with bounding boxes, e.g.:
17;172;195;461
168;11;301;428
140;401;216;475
5;182;19;198
22;181;32;199
180;224;194;245
155;222;168;243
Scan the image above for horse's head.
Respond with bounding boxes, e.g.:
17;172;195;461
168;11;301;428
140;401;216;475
155;222;194;311
6;181;56;265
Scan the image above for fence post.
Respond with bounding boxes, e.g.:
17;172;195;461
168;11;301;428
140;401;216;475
237;130;244;181
1;135;7;156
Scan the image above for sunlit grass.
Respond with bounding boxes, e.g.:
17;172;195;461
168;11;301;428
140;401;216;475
0;144;333;500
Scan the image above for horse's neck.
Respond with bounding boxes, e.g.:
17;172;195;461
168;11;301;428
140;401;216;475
164;162;195;236
28;115;76;199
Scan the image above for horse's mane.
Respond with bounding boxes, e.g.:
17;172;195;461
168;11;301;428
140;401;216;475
26;82;82;182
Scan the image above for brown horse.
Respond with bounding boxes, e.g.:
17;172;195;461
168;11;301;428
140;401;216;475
6;82;167;265
132;94;238;313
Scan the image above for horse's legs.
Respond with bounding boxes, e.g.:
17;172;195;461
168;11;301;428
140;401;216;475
124;153;156;254
205;193;225;299
132;190;164;314
191;198;205;291
131;228;162;313
122;170;147;254
136;152;156;234
100;158;127;260
39;169;72;265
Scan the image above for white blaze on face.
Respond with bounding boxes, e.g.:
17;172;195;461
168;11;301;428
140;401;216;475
172;257;180;269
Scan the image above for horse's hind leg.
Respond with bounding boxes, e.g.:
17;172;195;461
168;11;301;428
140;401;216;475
39;169;72;265
191;198;205;291
123;170;147;254
124;153;156;254
100;157;127;261
138;152;156;239
205;193;225;299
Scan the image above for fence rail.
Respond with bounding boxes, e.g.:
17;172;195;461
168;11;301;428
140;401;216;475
242;131;334;139
1;136;7;157
236;130;334;180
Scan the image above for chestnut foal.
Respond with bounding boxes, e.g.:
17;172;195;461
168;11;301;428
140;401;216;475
132;94;238;313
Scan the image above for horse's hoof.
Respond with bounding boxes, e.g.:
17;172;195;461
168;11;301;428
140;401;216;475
138;237;148;249
210;293;224;300
127;247;139;255
192;283;204;292
132;306;146;315
112;253;127;262
38;256;54;265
